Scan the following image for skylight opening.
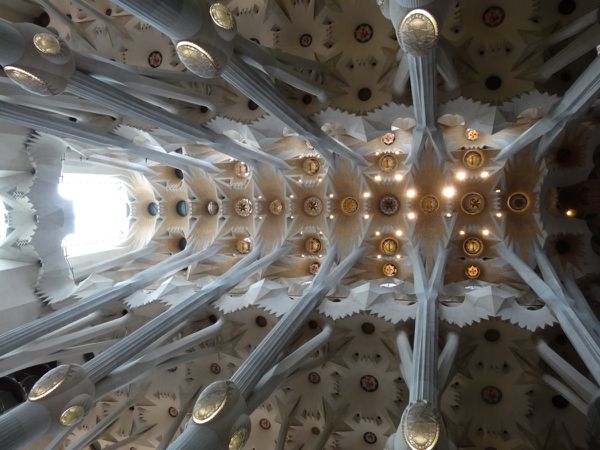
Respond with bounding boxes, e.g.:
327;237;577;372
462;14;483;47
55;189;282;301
58;173;130;257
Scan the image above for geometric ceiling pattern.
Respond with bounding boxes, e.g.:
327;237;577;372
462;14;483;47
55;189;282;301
0;1;598;450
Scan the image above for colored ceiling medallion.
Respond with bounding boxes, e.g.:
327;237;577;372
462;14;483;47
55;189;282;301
363;431;378;444
482;6;505;28
33;32;61;55
303;196;323;216
466;128;479;141
463;149;484;169
341;197;359;215
381;132;396;145
168;406;179;417
308;261;321;275
420;195;439;213
259;418;271;430
481;385;503;404
148;50;163;68
299;33;313;47
507;192;530;212
401;400;441;450
233;161;251;179
399;9;439;56
379;153;398;172
234;198;253;217
380;237;399;255
305;237;322;254
207;200;220;216
236;237;253;254
209;2;235;30
308;371;321;384
210;363;221;374
360;374;379;392
461;192;486;215
302;157;321;176
463;237;484;256
379;194;400;216
383;263;398;277
269;199;283;216
466;265;481;279
354;23;374;43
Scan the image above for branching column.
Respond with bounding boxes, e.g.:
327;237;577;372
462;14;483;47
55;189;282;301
168;245;367;450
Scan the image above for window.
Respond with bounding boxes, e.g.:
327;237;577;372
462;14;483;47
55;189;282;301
58;173;129;257
0;201;6;241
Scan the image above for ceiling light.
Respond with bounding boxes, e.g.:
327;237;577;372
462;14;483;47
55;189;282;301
565;209;576;217
442;186;456;198
480;171;490;179
395;173;403;181
374;175;382;182
406;188;416;198
407;212;416;220
482;229;490;236
456;171;466;181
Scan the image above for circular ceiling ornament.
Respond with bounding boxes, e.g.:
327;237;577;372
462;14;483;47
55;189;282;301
206;200;220;216
148;50;163;68
176;200;189;217
236;237;253;254
379;154;398;172
420;195;439;213
308;371;321;384
466;265;481;279
192;380;235;424
379;194;400;216
380;237;399;256
302;157;321;176
481;385;503;404
234;198;253;217
269;199;283;216
33;32;61;55
176;41;220;78
461;192;486;215
209;2;235;30
147;202;159;216
507;192;530;213
354;23;374;43
59;405;85;427
299;33;313;47
28;365;70;401
466;128;479;141
305;237;322;254
398;9;439;56
341;197;359;215
463;237;484;256
482;6;505;27
381;132;396;145
463;149;484;169
168;406;179;418
4;66;52;96
401;401;441;450
360;374;379;392
259;418;271;430
363;431;378;444
233;161;251;179
303;196;323;216
383;263;398;277
210;363;221;374
308;261;320;275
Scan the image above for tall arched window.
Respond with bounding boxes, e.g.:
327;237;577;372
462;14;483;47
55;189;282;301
58;173;130;257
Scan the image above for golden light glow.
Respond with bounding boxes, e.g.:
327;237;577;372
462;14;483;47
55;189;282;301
566;209;576;217
407;212;416;220
395;173;403;181
480;170;490;179
374;175;382;182
482;229;490;236
455;171;467;181
406;189;417;199
442;186;456;198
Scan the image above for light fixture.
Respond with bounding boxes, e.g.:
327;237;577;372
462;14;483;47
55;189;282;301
455;171;467;181
480;171;490;179
496;212;503;218
363;192;371;198
442;186;456;198
459;230;465;236
482;229;490;236
407;212;416;220
375;231;381;236
395;173;403;181
395;230;403;236
374;175;382;182
565;209;576;217
363;213;370;219
406;188;416;199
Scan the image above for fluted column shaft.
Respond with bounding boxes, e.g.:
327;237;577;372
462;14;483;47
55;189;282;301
0;400;51;450
85;245;287;382
0;246;216;356
0;100;215;171
73;243;158;281
231;245;366;397
497;244;600;385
